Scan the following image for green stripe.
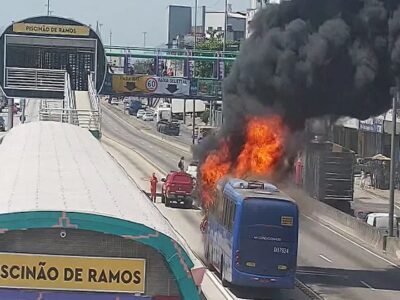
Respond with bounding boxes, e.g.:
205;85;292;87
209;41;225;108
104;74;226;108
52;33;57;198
0;211;200;299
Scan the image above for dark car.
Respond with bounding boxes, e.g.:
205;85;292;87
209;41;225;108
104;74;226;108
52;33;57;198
157;120;180;136
0;117;5;131
161;171;194;208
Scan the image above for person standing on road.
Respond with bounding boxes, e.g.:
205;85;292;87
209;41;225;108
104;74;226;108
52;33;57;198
178;157;185;172
150;173;158;203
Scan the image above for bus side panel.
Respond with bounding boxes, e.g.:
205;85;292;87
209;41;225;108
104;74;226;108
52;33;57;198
208;217;234;278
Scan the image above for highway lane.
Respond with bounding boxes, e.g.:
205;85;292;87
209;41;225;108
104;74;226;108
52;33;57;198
102;105;400;300
102;107;311;300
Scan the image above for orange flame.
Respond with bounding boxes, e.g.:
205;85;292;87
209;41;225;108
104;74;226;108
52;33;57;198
235;116;285;178
199;141;232;209
199;116;286;208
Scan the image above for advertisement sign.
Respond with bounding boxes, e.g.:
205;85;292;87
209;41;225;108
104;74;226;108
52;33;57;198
0;253;145;293
359;117;383;133
13;23;90;36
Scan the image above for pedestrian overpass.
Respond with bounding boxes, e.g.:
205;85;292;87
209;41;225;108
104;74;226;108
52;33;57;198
0;16;106;138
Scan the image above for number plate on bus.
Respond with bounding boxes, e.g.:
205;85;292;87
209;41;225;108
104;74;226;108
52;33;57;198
274;247;289;254
281;216;293;226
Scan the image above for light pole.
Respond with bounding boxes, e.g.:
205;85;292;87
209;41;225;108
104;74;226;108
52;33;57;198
143;32;147;48
194;0;198;51
389;82;399;237
223;0;228;52
45;0;53;16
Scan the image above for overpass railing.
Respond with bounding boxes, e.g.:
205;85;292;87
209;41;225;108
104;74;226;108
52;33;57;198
88;72;100;111
39;107;100;132
5;67;65;91
39;72;101;137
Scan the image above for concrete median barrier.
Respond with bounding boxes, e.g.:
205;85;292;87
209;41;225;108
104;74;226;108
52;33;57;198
283;185;385;251
385;237;400;261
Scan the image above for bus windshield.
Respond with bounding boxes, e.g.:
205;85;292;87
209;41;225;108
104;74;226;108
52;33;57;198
238;198;298;277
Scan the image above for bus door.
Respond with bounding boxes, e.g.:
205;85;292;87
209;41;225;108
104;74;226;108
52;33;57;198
237;199;298;277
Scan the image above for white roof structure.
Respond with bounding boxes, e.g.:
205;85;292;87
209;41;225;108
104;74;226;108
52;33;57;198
0;121;178;240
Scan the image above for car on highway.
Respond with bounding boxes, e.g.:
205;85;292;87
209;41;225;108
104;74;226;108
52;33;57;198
157;120;180;136
110;98;119;105
161;171;195;208
136;109;146;118
186;161;198;179
142;112;154;121
366;212;399;235
0;116;5;131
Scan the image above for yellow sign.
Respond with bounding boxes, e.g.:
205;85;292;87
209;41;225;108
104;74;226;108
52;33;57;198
0;253;145;293
281;216;294;227
13;23;90;36
112;75;153;94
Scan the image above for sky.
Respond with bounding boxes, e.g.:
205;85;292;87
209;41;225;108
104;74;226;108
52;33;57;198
0;0;251;47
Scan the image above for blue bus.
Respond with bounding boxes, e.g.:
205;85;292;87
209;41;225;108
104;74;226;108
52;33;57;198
203;178;299;289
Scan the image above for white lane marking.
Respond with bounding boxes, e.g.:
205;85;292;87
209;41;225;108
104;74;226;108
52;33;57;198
319;254;333;263
303;215;400;269
360;280;376;291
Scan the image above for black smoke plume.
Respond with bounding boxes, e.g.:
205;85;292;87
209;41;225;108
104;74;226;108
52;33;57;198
195;0;400;166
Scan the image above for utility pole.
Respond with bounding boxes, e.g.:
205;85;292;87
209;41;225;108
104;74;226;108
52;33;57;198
109;30;112;48
389;82;399;237
143;32;147;48
7;98;14;130
21;99;26;124
194;0;198;51
45;0;53;16
192;99;196;145
223;0;228;52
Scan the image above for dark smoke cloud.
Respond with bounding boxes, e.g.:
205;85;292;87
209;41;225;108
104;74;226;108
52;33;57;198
195;0;400;164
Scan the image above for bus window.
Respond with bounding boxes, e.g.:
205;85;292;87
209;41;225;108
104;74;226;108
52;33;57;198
228;204;236;231
216;192;224;223
223;196;230;227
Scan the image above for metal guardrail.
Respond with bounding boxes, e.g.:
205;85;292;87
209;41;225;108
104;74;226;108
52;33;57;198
5;67;65;91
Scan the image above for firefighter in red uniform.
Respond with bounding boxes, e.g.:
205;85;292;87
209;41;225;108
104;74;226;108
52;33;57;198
150;173;158;203
295;155;303;186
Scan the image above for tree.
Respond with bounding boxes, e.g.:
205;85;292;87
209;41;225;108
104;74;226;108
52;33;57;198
195;38;239;78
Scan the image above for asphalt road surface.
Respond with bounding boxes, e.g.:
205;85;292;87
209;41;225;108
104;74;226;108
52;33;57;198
102;105;400;300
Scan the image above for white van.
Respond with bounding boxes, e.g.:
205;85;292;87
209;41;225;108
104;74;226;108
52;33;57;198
366;213;398;234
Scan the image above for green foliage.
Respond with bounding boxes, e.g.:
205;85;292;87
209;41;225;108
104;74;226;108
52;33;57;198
195;38;239;78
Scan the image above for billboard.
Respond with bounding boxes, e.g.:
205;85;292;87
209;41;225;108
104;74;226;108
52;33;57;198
0;253;145;294
168;6;192;47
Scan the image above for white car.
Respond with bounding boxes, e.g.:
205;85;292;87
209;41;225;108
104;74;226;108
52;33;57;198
110;98;119;105
136;109;146;118
186;162;198;179
142;112;154;121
